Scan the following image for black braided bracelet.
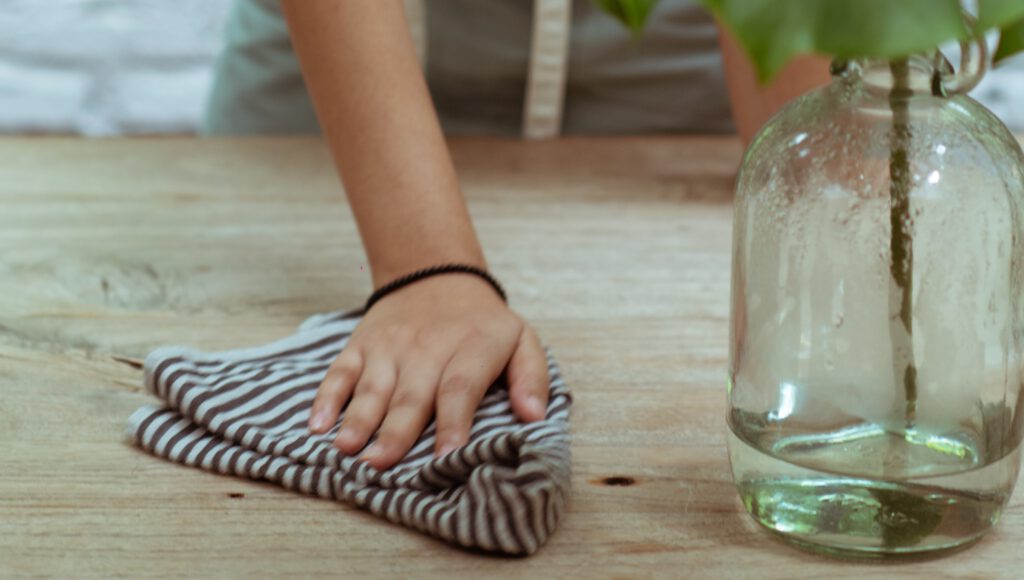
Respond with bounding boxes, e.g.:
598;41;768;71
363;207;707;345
364;263;508;312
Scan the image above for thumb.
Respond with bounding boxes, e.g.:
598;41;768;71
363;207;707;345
506;325;550;423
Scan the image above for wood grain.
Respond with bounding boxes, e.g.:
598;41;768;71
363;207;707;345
1;136;1019;578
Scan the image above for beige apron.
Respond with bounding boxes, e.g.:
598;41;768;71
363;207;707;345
403;0;570;139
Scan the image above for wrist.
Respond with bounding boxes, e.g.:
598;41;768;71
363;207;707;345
368;250;487;290
365;262;506;312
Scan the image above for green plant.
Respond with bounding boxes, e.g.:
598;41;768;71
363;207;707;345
597;0;1024;79
594;0;659;37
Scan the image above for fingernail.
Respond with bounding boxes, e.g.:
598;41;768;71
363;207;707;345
360;445;382;461
334;428;353;446
438;443;458;457
526;395;545;419
309;410;329;432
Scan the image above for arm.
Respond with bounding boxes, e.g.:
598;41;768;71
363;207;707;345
282;0;481;285
717;25;832;145
281;0;550;469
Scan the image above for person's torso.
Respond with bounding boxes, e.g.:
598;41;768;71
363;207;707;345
424;0;733;135
204;0;734;136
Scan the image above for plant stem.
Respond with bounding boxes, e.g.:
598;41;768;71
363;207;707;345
888;58;918;429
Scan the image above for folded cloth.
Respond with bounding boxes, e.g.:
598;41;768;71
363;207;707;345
124;307;572;555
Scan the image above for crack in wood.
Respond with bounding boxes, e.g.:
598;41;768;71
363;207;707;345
111;355;144;370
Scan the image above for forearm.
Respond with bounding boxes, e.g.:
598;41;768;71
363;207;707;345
717;24;832;145
281;0;485;288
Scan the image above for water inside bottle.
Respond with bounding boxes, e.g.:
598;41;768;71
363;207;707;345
728;406;1020;556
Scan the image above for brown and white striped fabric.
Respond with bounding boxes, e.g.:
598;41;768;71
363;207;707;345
124;307;572;555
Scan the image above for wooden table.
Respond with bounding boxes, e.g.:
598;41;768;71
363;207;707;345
1;137;1020;578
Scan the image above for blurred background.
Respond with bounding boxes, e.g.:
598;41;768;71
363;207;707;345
1;0;229;135
2;0;1022;136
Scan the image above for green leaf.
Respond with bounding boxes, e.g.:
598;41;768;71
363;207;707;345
597;0;1024;80
977;0;1024;30
594;0;659;36
995;18;1024;63
700;0;968;83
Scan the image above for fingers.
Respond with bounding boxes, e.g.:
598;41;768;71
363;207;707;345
308;347;363;434
506;325;550;423
312;308;547;476
333;355;398;454
433;339;512;457
359;354;447;470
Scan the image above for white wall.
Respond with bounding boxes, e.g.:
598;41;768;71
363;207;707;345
1;0;1022;135
0;0;232;135
975;61;1024;131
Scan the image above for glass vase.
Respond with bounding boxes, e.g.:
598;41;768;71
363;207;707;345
727;37;1024;557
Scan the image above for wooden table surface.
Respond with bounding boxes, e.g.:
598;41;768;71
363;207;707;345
2;137;1021;578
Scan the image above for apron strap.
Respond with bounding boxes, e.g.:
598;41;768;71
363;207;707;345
402;0;428;70
522;0;571;139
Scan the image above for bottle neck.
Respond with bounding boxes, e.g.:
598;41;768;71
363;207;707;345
834;53;947;99
831;35;988;99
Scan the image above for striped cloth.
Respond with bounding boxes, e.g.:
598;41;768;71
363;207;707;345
124;307;572;555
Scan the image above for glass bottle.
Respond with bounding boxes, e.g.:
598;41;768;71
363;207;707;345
727;36;1024;557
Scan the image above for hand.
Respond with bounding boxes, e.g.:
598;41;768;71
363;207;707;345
306;274;551;470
